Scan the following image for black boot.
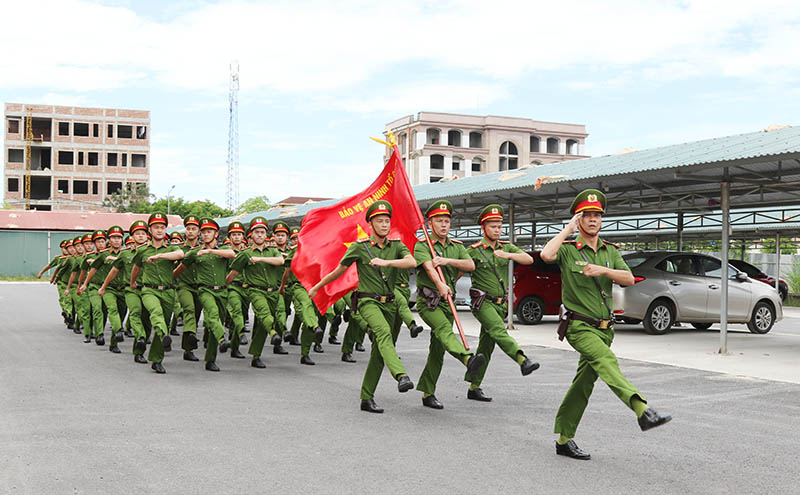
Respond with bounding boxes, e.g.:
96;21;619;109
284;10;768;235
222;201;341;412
422;395;444;410
555;440;591;460
313;327;324;341
638;408;672;431
360;398;383;414
409;323;424;338
467;388;492;402
109;345;121;354
273;344;288;355
300;355;315;365
239;334;249;345
218;337;230;353
134;337;147;353
134;354;147;364
162;335;172;352
271;333;283;346
328;336;340;345
230;348;245;359
95;335;105;346
397;375;413;393
83;335;92;343
355;342;365;352
183;351;199;362
521;358;540;376
466;353;486;377
183;331;198;350
151;362;166;374
251;357;266;368
313;343;324;353
341;353;356;363
205;361;220;372
169;328;180;336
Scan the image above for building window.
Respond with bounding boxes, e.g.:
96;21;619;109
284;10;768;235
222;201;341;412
472;157;483;172
107;181;122;195
93;123;99;137
136;126;147;139
8;149;24;163
73;180;88;194
547;137;559;154
88;152;98;166
469;132;483;148
74;123;89;137
566;139;578;155
452;156;462;171
107;124;114;138
8;178;19;192
117;125;133;139
58;151;74;165
131;154;146;168
448;130;462;147
121;154;127;167
107;152;118;166
426;128;440;145
77;152;84;165
92;181;98;195
58;180;69;194
398;133;407;153
430;154;444;170
58;122;70;136
7;118;20;133
530;135;540;153
499;141;518;171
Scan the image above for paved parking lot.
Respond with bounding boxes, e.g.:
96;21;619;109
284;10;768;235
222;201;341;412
2;283;798;494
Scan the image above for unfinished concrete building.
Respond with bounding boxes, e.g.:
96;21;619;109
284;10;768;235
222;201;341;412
4;103;150;211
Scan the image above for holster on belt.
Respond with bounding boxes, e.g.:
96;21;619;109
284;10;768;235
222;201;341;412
557;304;571;341
351;291;359;314
558;305;612;341
469;287;487;312
419;286;441;311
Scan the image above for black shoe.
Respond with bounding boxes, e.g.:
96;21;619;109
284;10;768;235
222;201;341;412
289;336;300;346
466;353;486;377
231;348;245;359
205;361;220;372
397;375;414;393
355;342;365;352
151;362;166;374
115;331;124;343
218;338;230;353
134;354;147;364
273;344;288;355
134;337;146;353
283;333;291;343
638;408;672;431
83;335;92;343
169;328;180;336
251;357;266;369
239;334;249;345
521;358;540;376
184;332;198;351
422;395;444;410
73;327;82;334
314;327;324;340
177;319;184;327
341;353;356;363
556;440;591;460
328;336;340;345
409;323;424;338
467;388;492;402
183;351;199;362
109;346;121;354
124;329;134;338
300;355;315;365
95;335;105;346
313;343;324;353
360;398;384;414
162;335;172;352
271;333;283;346
343;309;350;322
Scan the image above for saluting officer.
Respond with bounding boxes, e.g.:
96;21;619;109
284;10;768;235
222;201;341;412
310;200;416;413
541;189;672;460
83;226;128;353
414;200;485;410
464;204;539;402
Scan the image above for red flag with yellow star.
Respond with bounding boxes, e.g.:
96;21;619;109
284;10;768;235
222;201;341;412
293;146;423;312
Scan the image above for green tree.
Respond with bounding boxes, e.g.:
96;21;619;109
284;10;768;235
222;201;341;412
235;195;272;214
760;237;797;254
103;183;152;213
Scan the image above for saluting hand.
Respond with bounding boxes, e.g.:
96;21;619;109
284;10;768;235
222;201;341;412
582;264;607;278
566;212;582;234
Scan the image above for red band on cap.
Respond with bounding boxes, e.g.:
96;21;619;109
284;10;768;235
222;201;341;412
427;207;451;219
574;200;603;213
480;212;503;223
130;225;147;233
228;226;245;234
200;222;218;230
272;225;288;234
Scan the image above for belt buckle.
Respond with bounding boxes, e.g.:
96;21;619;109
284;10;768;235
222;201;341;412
379;295;387;303
598;320;610;329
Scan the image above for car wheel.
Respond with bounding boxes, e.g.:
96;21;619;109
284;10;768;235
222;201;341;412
516;296;545;325
691;323;713;330
779;286;787;302
643;300;674;335
747;301;775;334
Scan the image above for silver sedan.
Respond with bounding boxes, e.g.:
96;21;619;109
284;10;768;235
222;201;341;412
612;251;783;335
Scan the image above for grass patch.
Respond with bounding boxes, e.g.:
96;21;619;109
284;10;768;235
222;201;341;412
784;295;800;307
0;275;46;282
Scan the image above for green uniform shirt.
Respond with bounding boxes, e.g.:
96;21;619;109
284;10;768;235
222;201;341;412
113;248;138;288
229;245;247;283
282;246;300;285
340;238;410;295
181;247;230;287
467;239;523;298
89;249;123;288
176;243;200;287
230;245;282;288
413;238;468;292
549;235;629;320
133;243;181;287
71;255;86;275
56;257;74;282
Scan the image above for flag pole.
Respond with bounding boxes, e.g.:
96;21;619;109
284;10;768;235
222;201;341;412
373;134;469;350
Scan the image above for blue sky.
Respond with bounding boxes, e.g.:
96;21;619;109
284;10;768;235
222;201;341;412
2;0;799;208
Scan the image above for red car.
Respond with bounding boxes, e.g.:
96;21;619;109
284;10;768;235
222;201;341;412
513;251;562;324
728;259;788;301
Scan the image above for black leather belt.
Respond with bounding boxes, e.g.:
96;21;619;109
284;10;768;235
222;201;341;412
569;311;612;330
248;284;278;292
198;284;225;291
231;281;248;288
143;284;174;290
398;283;409;288
488;296;507;305
357;292;395;303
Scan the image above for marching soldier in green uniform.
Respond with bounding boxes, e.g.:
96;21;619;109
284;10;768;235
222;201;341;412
171;218;234;371
541;189;672;460
78;230;110;346
392;266;424;339
82;226;128;353
339;290;368;363
168;231;185;336
279;228;324;365
174;216;203;361
310;200;416;413
225;221;250;358
44;240;72;328
100;221;152;364
66;233;95;342
414;200;485;410
131;213;183;374
284;226;305;346
226;217;287;368
63;236;86;335
464;204;539;402
267;221;291;349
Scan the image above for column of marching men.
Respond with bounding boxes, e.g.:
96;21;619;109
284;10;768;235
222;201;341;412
42;189;672;460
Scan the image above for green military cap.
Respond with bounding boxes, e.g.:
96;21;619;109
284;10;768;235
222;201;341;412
148;212;168;227
249;216;269;233
129;220;148;234
82;233;94;243
65;239;74;247
73;236;83;245
425;200;453;219
59;240;67;248
199;218;219;231
290;227;300;238
183;215;200;228
107;225;124;238
91;229;107;241
569;189;606;215
366;200;392;221
170;231;184;241
478;204;504;224
271;221;289;234
124;236;134;245
228;221;246;234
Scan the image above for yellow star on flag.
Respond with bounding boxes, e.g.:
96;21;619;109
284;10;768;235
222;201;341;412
344;224;370;249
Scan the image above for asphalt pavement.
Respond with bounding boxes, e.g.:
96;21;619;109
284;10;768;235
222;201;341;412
1;283;798;494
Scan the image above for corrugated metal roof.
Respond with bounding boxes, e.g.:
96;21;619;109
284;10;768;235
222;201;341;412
0;210;182;231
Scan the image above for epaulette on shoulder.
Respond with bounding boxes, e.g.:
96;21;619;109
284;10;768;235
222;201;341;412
356;238;370;243
470;241;482;248
603;240;620;249
563;240;577;244
451;239;463;244
498;240;507;245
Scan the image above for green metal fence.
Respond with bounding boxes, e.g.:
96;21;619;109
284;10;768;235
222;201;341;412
0;231;80;276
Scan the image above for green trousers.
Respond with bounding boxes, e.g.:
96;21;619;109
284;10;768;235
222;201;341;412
124;289;151;356
318;299;345;342
554;321;646;438
415;299;473;395
74;292;92;337
57;282;72;318
227;285;247;351
341;295;369;354
273;293;288;335
101;287;127;347
287;284;318;357
87;288;106;338
394;286;416;330
141;287;175;364
359;299;406;400
465;300;524;387
176;285;202;351
246;288;279;358
198;288;228;363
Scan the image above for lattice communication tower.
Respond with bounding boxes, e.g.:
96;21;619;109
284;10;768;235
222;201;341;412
226;62;240;211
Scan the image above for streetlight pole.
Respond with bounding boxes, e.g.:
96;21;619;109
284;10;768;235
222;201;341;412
167;185;176;216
